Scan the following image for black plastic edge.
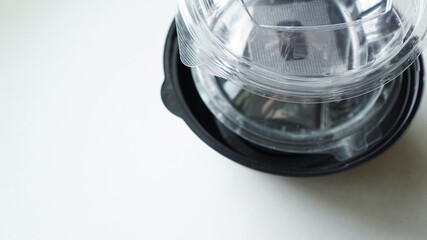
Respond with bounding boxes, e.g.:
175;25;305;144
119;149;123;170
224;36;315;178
162;21;425;177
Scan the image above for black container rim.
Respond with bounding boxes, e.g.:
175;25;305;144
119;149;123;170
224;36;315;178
162;22;425;177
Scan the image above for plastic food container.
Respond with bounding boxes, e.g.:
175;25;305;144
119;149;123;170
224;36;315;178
162;0;427;176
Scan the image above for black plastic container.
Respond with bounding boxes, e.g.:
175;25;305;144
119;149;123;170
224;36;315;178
162;22;424;177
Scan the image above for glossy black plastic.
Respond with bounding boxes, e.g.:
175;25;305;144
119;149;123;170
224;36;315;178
162;22;424;177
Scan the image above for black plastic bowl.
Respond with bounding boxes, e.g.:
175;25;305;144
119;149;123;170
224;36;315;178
162;22;425;177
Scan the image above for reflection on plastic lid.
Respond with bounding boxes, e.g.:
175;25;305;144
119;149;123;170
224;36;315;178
176;0;427;102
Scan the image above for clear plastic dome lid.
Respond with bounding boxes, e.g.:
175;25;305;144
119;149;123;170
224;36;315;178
176;0;427;102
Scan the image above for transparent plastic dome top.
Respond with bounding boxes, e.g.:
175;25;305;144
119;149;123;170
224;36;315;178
176;0;427;102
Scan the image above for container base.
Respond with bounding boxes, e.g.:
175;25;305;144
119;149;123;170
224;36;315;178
162;22;424;177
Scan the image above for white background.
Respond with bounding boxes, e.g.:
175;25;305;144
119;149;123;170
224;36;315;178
0;1;427;239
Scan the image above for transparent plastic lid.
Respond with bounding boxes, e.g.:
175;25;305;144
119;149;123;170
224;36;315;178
192;66;404;160
176;0;427;102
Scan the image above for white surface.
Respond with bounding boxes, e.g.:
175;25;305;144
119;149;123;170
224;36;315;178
0;1;426;239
